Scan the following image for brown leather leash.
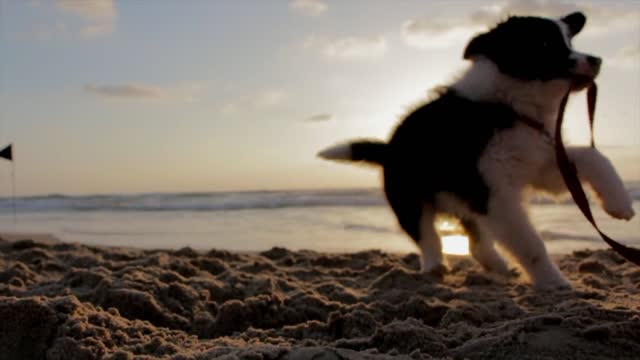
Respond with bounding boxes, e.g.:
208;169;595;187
555;83;640;265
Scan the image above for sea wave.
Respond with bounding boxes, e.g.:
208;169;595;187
539;230;600;243
0;189;386;213
0;182;637;213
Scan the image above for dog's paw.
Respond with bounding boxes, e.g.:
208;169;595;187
601;192;635;220
422;263;449;280
506;267;521;278
531;272;572;291
532;277;572;291
482;263;514;278
481;259;513;277
529;262;572;291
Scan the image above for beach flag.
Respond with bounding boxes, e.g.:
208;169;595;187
0;144;12;161
0;143;16;224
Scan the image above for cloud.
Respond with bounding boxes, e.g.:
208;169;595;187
608;45;640;68
482;0;578;19
289;0;327;16
401;19;480;49
84;84;161;98
219;89;289;114
583;5;640;36
306;34;388;59
220;103;240;115
326;36;387;58
84;82;203;102
17;0;116;40
55;0;117;37
475;0;639;35
402;0;639;49
256;89;288;106
304;113;333;122
56;0;116;20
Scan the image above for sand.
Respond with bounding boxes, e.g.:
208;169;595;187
0;234;639;360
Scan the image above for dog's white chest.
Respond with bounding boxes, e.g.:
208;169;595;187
478;124;555;191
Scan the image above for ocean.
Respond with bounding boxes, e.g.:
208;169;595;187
0;185;638;255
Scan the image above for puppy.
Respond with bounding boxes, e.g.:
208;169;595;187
318;12;635;290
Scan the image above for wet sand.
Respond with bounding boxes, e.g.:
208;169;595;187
0;234;638;359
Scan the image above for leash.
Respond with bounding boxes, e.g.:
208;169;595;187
555;83;640;266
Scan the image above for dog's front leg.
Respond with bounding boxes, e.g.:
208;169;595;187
536;146;634;220
570;147;635;220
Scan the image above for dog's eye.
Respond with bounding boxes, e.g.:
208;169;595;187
541;41;550;49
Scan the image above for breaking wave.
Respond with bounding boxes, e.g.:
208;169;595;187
0;182;637;213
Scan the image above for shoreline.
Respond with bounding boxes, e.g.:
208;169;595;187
1;235;639;359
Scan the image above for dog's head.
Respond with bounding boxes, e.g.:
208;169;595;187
463;12;600;90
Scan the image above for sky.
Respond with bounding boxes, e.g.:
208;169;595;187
0;0;638;196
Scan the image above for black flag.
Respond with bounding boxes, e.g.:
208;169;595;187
0;144;12;161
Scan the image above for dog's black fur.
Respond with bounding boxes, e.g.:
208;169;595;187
464;13;591;80
354;93;518;241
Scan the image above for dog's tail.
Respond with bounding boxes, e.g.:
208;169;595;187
317;139;388;166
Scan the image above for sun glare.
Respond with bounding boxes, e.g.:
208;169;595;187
442;234;470;255
437;218;470;255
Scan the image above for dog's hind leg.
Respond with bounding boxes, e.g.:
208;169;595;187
385;181;445;275
417;204;447;276
461;219;511;275
480;194;570;290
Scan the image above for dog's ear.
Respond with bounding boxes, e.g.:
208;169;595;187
561;12;586;36
463;32;490;60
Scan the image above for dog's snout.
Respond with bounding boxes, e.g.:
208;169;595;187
587;55;602;67
570;53;602;81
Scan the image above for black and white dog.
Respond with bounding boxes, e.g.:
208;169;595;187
319;12;634;290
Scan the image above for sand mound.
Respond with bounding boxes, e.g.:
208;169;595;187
0;238;639;359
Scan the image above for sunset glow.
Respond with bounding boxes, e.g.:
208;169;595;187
438;218;471;255
0;1;637;196
442;235;471;255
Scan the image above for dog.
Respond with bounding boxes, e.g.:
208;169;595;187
318;12;635;290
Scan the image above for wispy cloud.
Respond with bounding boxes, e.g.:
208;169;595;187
256;89;288;106
478;0;639;35
289;0;327;17
84;82;203;102
84;84;161;98
609;45;640;69
56;0;116;19
402;19;480;49
305;34;388;59
304;113;333;122
584;5;640;36
55;0;117;37
402;0;639;49
219;89;289;114
482;0;578;19
220;103;240;115
21;0;117;39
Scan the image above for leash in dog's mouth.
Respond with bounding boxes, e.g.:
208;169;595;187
555;82;640;266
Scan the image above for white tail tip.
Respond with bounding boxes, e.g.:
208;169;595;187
317;143;352;160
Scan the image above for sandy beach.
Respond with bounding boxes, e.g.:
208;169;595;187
3;1;640;358
0;234;638;359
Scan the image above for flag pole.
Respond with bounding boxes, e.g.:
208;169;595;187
0;144;16;226
11;161;16;226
